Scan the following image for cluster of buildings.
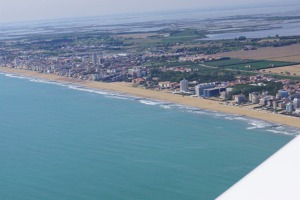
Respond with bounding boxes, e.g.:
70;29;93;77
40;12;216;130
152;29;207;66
144;52;184;58
251;91;300;114
0;52;149;82
159;66;193;73
1;37;300;117
173;78;300;116
195;82;227;98
179;54;226;62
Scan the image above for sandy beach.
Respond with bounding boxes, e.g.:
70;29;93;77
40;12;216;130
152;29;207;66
1;66;300;128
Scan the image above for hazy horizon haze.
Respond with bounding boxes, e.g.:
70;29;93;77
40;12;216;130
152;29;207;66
0;0;300;23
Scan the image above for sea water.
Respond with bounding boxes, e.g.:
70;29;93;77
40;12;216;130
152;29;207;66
0;73;298;200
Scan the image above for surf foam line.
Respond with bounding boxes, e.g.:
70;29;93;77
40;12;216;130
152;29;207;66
1;72;299;136
134;98;299;136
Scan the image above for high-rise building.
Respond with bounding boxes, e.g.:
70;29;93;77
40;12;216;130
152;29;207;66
259;98;267;106
180;79;189;92
234;94;247;104
195;82;216;97
92;53;97;66
14;57;19;67
128;67;141;78
286;103;294;113
249;92;260;104
293;98;300;109
98;52;104;66
203;87;226;98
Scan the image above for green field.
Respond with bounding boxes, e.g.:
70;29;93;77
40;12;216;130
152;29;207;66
205;59;298;71
161;29;206;43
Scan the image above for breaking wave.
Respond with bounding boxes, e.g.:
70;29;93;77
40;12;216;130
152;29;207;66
2;72;299;136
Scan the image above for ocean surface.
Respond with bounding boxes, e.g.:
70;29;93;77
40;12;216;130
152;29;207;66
0;73;298;200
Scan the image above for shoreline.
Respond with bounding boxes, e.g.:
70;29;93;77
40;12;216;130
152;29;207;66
1;67;300;129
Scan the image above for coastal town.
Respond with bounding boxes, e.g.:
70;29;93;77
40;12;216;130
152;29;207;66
1;16;300;119
1;49;300;118
2;2;300;200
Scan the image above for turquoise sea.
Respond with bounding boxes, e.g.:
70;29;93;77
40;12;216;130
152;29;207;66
0;73;298;200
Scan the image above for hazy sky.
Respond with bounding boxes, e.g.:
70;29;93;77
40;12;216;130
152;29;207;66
0;0;299;23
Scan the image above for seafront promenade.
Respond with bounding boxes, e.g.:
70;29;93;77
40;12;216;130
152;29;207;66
1;66;300;129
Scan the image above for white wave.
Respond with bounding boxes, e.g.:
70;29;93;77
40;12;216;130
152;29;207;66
233;116;248;121
266;129;290;135
223;114;300;135
29;79;68;87
5;74;28;79
214;113;229;117
177;105;197;110
186;109;220;118
116;94;138;99
246;120;273;130
105;95;129;100
223;115;274;130
2;71;300;136
3;73;67;87
91;90;109;95
266;126;300;136
266;129;299;136
110;93;136;99
2;71;137;99
225;116;235;120
29;79;47;83
138;100;165;106
67;85;109;95
186;110;207;115
67;85;93;92
103;92;140;101
160;104;173;109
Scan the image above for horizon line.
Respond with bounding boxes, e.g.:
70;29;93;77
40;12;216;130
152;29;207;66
1;2;300;25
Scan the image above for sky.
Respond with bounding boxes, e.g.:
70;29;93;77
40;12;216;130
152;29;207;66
0;0;299;23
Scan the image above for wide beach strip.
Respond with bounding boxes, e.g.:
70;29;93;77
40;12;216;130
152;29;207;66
1;66;300;128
